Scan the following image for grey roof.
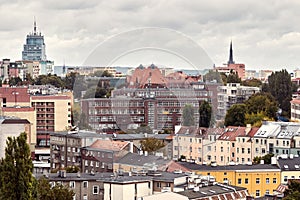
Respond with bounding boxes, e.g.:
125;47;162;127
35;171;187;184
115;152;171;167
177;184;247;199
49;130;108;139
112;134;171;141
178;162;280;171
277;156;300;171
49;131;171;141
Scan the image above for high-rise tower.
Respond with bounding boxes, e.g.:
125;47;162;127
22;18;46;61
228;40;234;65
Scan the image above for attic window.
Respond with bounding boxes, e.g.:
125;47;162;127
295;165;299;169
284;165;289;169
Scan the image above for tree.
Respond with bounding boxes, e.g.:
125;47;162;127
199;101;212;127
0;132;34;200
9;77;23;86
284;180;300;199
245;93;278;120
140;138;165;153
203;70;223;83
135;124;153;134
224;104;246;126
267;70;293;117
242;78;262;87
253;154;274;164
182;104;195;126
226;71;241;84
36;177;75;200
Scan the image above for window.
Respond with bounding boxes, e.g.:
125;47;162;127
266;190;270;195
221;147;223;152
69;181;75;189
93;185;99;194
245;178;249;184
242;148;245;154
232;143;235;147
238;178;242;184
83;181;88;188
157;182;161;188
224;172;227;175
83;194;88;200
256;190;260;197
237;148;239;153
248;148;251;154
273;178;277;184
266;178;270;184
256;178;260;184
284;176;288;182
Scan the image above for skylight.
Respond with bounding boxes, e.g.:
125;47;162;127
284;165;289;169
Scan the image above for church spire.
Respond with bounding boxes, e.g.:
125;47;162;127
228;40;234;64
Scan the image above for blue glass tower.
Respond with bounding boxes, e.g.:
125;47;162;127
22;19;46;61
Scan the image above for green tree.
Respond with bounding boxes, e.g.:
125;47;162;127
140;138;165;153
267;69;293;117
9;77;23;86
224;104;246;126
182;104;195;126
226;71;241;84
199;100;212;127
245;93;278;120
242;78;262;87
0;132;34;200
36;177;74;200
284;180;300;199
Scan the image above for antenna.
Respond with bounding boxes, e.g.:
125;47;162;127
33;16;37;35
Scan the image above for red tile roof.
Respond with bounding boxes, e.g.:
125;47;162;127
218;126;246;141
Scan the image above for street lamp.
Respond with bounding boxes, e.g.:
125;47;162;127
12;91;19;106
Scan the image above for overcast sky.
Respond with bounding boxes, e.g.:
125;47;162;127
1;0;300;71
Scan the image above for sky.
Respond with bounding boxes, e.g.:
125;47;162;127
1;0;300;71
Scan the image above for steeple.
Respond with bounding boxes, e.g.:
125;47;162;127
228;40;234;65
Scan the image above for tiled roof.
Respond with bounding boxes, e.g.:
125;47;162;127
218;127;246;141
89;139;129;151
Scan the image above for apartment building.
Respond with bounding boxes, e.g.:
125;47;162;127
277;155;300;185
50;131;105;171
217;83;260;119
172;127;224;164
81;139;138;173
180;162;280;198
291;98;300;121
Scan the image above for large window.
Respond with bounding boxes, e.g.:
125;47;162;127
69;181;75;189
266;178;270;184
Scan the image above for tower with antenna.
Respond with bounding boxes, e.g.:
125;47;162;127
22;17;47;61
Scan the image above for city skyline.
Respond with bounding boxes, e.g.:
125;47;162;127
1;1;300;71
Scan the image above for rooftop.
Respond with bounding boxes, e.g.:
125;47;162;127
178;162;280;171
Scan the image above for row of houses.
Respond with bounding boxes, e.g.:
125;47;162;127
173;121;300;166
46;126;300;198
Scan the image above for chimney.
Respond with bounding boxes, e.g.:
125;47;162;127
271;157;277;165
260;160;264;165
144;151;148;156
129;141;134;153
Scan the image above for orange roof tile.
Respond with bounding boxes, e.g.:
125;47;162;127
90;139;129;151
218;126;246;141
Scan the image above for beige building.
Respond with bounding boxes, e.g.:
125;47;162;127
1;107;36;151
0;118;32;158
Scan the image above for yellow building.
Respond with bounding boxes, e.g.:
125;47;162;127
179;162;281;198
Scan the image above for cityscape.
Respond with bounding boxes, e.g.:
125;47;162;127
2;1;300;200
